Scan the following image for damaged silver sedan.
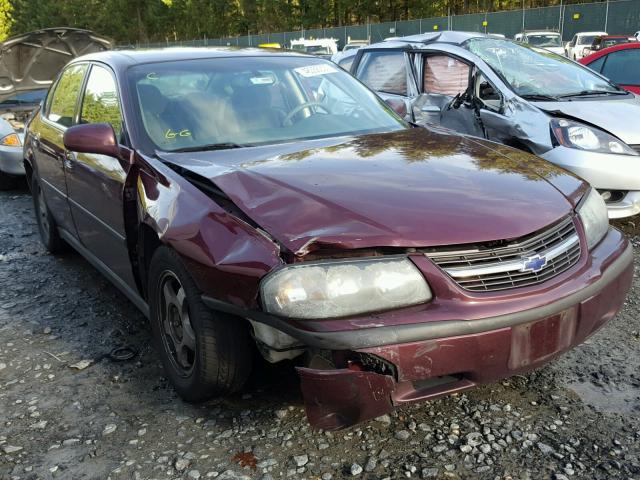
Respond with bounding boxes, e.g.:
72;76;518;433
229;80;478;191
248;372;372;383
337;32;640;219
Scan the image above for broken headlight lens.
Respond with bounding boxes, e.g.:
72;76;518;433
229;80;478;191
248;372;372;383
578;188;609;250
551;118;637;156
260;257;432;319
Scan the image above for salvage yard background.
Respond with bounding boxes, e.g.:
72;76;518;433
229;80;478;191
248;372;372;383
1;185;639;479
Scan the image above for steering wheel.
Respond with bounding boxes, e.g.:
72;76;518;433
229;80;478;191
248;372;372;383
283;102;330;126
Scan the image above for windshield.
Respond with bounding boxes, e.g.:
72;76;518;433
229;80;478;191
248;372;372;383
526;34;562;47
129;56;405;152
601;37;630;48
0;89;48;106
464;38;621;98
304;45;331;54
579;35;598;45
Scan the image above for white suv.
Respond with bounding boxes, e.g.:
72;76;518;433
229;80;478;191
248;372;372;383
565;31;607;60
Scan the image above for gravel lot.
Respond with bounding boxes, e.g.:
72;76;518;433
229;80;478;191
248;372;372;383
1;186;639;480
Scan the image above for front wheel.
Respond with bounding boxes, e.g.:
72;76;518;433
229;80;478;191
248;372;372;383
148;246;252;401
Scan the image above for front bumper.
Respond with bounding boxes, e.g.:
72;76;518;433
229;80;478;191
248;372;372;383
0;144;25;176
294;228;633;429
541;146;640;218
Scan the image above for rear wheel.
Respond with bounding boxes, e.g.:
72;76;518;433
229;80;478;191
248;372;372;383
32;176;65;253
148;246;252;401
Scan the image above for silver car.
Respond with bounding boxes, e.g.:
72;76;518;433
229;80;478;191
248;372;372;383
336;32;640;218
0;28;111;189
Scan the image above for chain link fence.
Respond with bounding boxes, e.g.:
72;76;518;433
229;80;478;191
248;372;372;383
134;0;640;49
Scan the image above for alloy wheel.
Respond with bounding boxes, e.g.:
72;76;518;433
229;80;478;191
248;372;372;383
158;271;197;377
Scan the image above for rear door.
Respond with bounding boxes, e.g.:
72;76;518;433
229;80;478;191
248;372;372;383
353;49;417;119
34;63;88;234
64;63;137;289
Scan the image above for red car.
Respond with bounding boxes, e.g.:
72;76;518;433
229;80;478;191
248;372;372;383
24;48;632;430
580;42;640;94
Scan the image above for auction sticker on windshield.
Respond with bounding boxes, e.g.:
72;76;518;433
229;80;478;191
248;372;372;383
294;64;338;77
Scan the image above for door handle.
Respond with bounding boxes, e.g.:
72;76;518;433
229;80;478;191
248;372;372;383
63;151;76;170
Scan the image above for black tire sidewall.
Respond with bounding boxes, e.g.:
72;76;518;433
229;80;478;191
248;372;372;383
148;246;251;401
31;175;63;253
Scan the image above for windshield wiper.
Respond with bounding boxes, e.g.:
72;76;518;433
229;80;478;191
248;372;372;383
558;90;627;98
520;93;558;101
169;142;244;153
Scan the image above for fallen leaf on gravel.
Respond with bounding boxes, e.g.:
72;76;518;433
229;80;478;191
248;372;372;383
232;452;257;469
69;359;93;370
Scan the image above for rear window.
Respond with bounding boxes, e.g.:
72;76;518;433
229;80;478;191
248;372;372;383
356;51;408;96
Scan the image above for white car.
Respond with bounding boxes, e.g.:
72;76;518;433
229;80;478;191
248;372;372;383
635;30;640;40
565;31;608;60
517;31;565;55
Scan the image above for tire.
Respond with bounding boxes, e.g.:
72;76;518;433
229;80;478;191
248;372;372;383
148;246;252;401
31;176;65;253
0;171;20;191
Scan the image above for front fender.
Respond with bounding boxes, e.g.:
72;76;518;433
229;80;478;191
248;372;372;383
134;155;283;309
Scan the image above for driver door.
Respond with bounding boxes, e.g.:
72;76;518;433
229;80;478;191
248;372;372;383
412;53;484;137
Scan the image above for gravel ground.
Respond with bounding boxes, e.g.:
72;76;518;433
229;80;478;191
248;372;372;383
1;186;639;480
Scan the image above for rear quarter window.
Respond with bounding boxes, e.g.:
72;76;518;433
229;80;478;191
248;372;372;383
356;51;408;96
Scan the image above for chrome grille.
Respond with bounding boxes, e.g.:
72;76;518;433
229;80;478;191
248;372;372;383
425;218;581;292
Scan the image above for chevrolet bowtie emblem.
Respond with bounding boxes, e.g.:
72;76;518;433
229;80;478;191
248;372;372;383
521;255;547;272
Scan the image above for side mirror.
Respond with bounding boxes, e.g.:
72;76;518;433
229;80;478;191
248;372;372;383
63;123;119;158
384;98;408;118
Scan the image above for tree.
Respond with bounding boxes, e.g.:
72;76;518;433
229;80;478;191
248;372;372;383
0;0;12;41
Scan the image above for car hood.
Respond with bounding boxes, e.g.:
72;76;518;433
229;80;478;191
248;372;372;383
536;95;640;144
0;28;112;103
160;128;580;255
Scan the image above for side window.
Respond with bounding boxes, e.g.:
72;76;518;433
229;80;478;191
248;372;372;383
601;49;640;85
48;64;88;128
80;65;123;136
356;51;408;96
586;55;606;73
338;56;355;72
423;55;470;97
475;73;502;111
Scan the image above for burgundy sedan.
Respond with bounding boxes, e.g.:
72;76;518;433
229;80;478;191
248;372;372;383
24;48;632;430
580;42;640;94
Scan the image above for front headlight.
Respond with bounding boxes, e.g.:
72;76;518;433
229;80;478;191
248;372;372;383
260;257;432;319
551;118;637;156
578;188;609;250
0;133;21;147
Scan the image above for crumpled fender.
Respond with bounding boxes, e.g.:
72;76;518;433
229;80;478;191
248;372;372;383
134;156;283;309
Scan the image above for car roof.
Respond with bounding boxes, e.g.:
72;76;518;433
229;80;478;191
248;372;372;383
523;31;560;35
69;47;313;69
354;31;489;51
577;31;608;36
